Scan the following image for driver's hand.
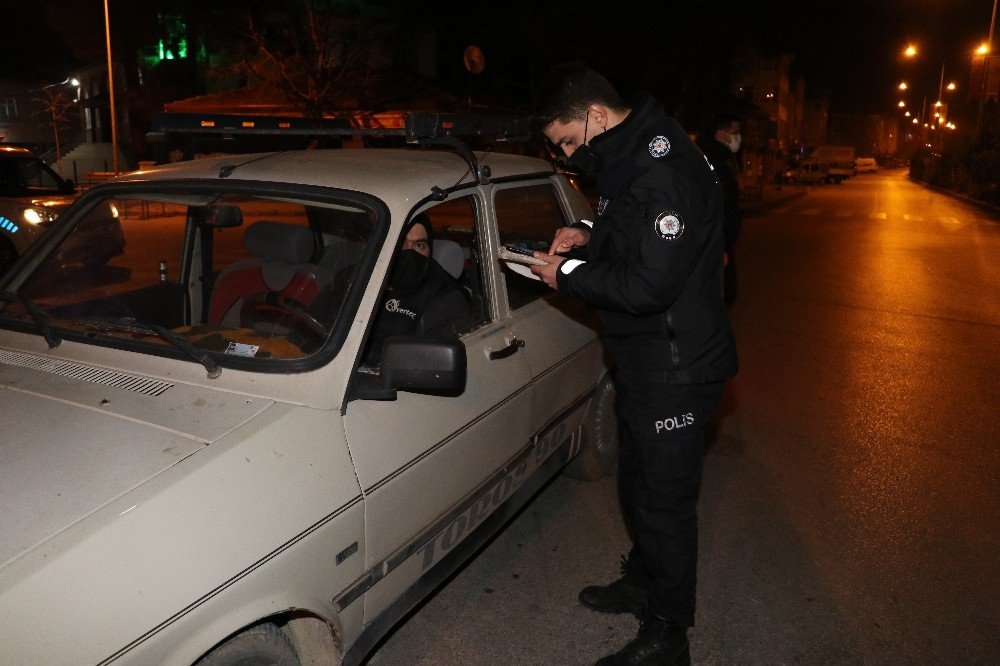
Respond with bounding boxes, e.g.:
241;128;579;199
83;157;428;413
548;226;590;256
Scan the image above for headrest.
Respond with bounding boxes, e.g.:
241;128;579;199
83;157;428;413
244;221;315;264
433;239;465;279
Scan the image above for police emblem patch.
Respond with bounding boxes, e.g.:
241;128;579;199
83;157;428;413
597;197;609;216
648;135;671;158
653;211;684;241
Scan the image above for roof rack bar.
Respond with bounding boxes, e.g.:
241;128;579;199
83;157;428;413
150;112;530;142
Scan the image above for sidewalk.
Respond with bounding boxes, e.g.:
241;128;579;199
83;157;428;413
739;183;805;217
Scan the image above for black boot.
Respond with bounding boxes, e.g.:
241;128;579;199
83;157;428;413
579;556;648;618
595;615;690;665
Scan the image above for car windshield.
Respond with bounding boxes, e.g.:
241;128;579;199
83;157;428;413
0;153;69;196
0;186;379;368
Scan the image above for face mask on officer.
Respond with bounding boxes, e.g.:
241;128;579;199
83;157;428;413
389;249;430;291
567;111;604;177
727;132;742;154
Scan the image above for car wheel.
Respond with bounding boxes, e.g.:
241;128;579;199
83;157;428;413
563;374;619;480
196;622;300;666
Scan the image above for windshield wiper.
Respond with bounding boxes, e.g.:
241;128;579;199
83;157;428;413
77;316;222;379
0;290;61;348
146;323;222;379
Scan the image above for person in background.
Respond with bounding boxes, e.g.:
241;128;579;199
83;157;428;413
696;114;743;307
530;64;738;665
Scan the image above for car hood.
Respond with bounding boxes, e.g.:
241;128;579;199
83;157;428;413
0;193;76;210
0;356;273;568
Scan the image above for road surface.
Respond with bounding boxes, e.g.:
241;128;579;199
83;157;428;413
367;171;1000;665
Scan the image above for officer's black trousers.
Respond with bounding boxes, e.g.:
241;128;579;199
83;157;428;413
615;376;725;627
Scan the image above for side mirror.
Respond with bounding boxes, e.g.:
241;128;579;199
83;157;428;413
64;179;76;192
380;336;466;393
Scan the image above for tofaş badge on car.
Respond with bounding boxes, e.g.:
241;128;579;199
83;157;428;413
0;115;618;665
0;146;124;274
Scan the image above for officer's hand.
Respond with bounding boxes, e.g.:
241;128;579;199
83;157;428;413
530;254;564;289
548;226;590;256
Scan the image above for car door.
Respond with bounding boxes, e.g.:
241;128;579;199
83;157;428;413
341;192;534;623
490;179;607;444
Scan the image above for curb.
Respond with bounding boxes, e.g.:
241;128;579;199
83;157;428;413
913;179;1000;217
740;189;806;217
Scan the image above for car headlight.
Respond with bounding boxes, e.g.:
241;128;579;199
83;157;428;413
23;207;57;226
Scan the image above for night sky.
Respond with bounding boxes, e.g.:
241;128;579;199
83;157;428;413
1;0;995;117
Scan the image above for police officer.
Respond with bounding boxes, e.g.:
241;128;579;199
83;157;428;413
531;64;738;665
695;114;743;306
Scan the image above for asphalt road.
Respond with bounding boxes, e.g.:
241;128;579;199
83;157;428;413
367;171;1000;665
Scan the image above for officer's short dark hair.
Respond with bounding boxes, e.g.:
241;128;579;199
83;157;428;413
532;63;628;130
713;113;742;133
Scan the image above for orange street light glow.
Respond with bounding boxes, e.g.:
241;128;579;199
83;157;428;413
977;43;990;56
904;111;912;117
947;82;956;91
905;44;918;57
899;82;908;90
898;100;906;107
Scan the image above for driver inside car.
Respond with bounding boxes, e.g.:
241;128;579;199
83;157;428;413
363;214;470;365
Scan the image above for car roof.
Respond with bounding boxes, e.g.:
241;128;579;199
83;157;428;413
112;149;555;208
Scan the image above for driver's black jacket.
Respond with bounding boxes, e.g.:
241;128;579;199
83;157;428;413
556;93;738;383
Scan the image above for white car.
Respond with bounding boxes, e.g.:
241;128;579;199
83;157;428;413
854;157;878;173
0;138;616;664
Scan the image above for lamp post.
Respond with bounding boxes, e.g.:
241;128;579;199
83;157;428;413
977;0;998;134
103;0;119;174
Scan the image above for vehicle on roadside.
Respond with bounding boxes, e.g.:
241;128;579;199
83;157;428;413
0;116;617;665
0;145;124;273
809;144;855;182
792;160;833;185
854;157;878;173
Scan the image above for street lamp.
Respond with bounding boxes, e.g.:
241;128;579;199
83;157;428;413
904;44;918;57
978;0;998;134
899;81;909;90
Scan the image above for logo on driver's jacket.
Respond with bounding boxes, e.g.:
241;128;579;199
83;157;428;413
385;298;416;319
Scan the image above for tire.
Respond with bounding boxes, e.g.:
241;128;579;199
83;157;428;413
196;622;300;666
563;374;619;480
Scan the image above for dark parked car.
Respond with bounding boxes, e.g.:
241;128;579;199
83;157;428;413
0;146;124;272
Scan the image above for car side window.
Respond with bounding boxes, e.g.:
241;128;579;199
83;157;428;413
359;195;488;368
494;183;569;310
421;196;490;333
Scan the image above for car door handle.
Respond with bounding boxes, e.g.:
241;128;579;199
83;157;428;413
489;338;525;360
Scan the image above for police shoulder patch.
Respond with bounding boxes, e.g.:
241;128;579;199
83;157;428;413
653;211;684;241
648;135;671;158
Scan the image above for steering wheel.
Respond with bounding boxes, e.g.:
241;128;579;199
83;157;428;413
241;292;330;338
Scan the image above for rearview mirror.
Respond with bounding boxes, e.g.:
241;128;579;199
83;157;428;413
201;205;243;228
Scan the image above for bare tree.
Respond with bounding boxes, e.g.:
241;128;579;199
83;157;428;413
33;90;77;171
235;1;377;118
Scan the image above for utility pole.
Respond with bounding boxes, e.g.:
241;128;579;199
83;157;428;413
977;0;999;135
103;0;119;174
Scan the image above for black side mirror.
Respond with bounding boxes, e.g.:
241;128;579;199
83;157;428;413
380;336;466;393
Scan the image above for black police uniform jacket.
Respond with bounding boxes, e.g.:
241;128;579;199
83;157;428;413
695;134;742;248
556;93;738;383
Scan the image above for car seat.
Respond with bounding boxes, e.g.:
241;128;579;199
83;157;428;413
418;239;473;336
432;239;466;279
208;221;333;329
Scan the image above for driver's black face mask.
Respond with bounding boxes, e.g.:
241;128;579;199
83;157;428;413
389;249;430;291
566;112;604;177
